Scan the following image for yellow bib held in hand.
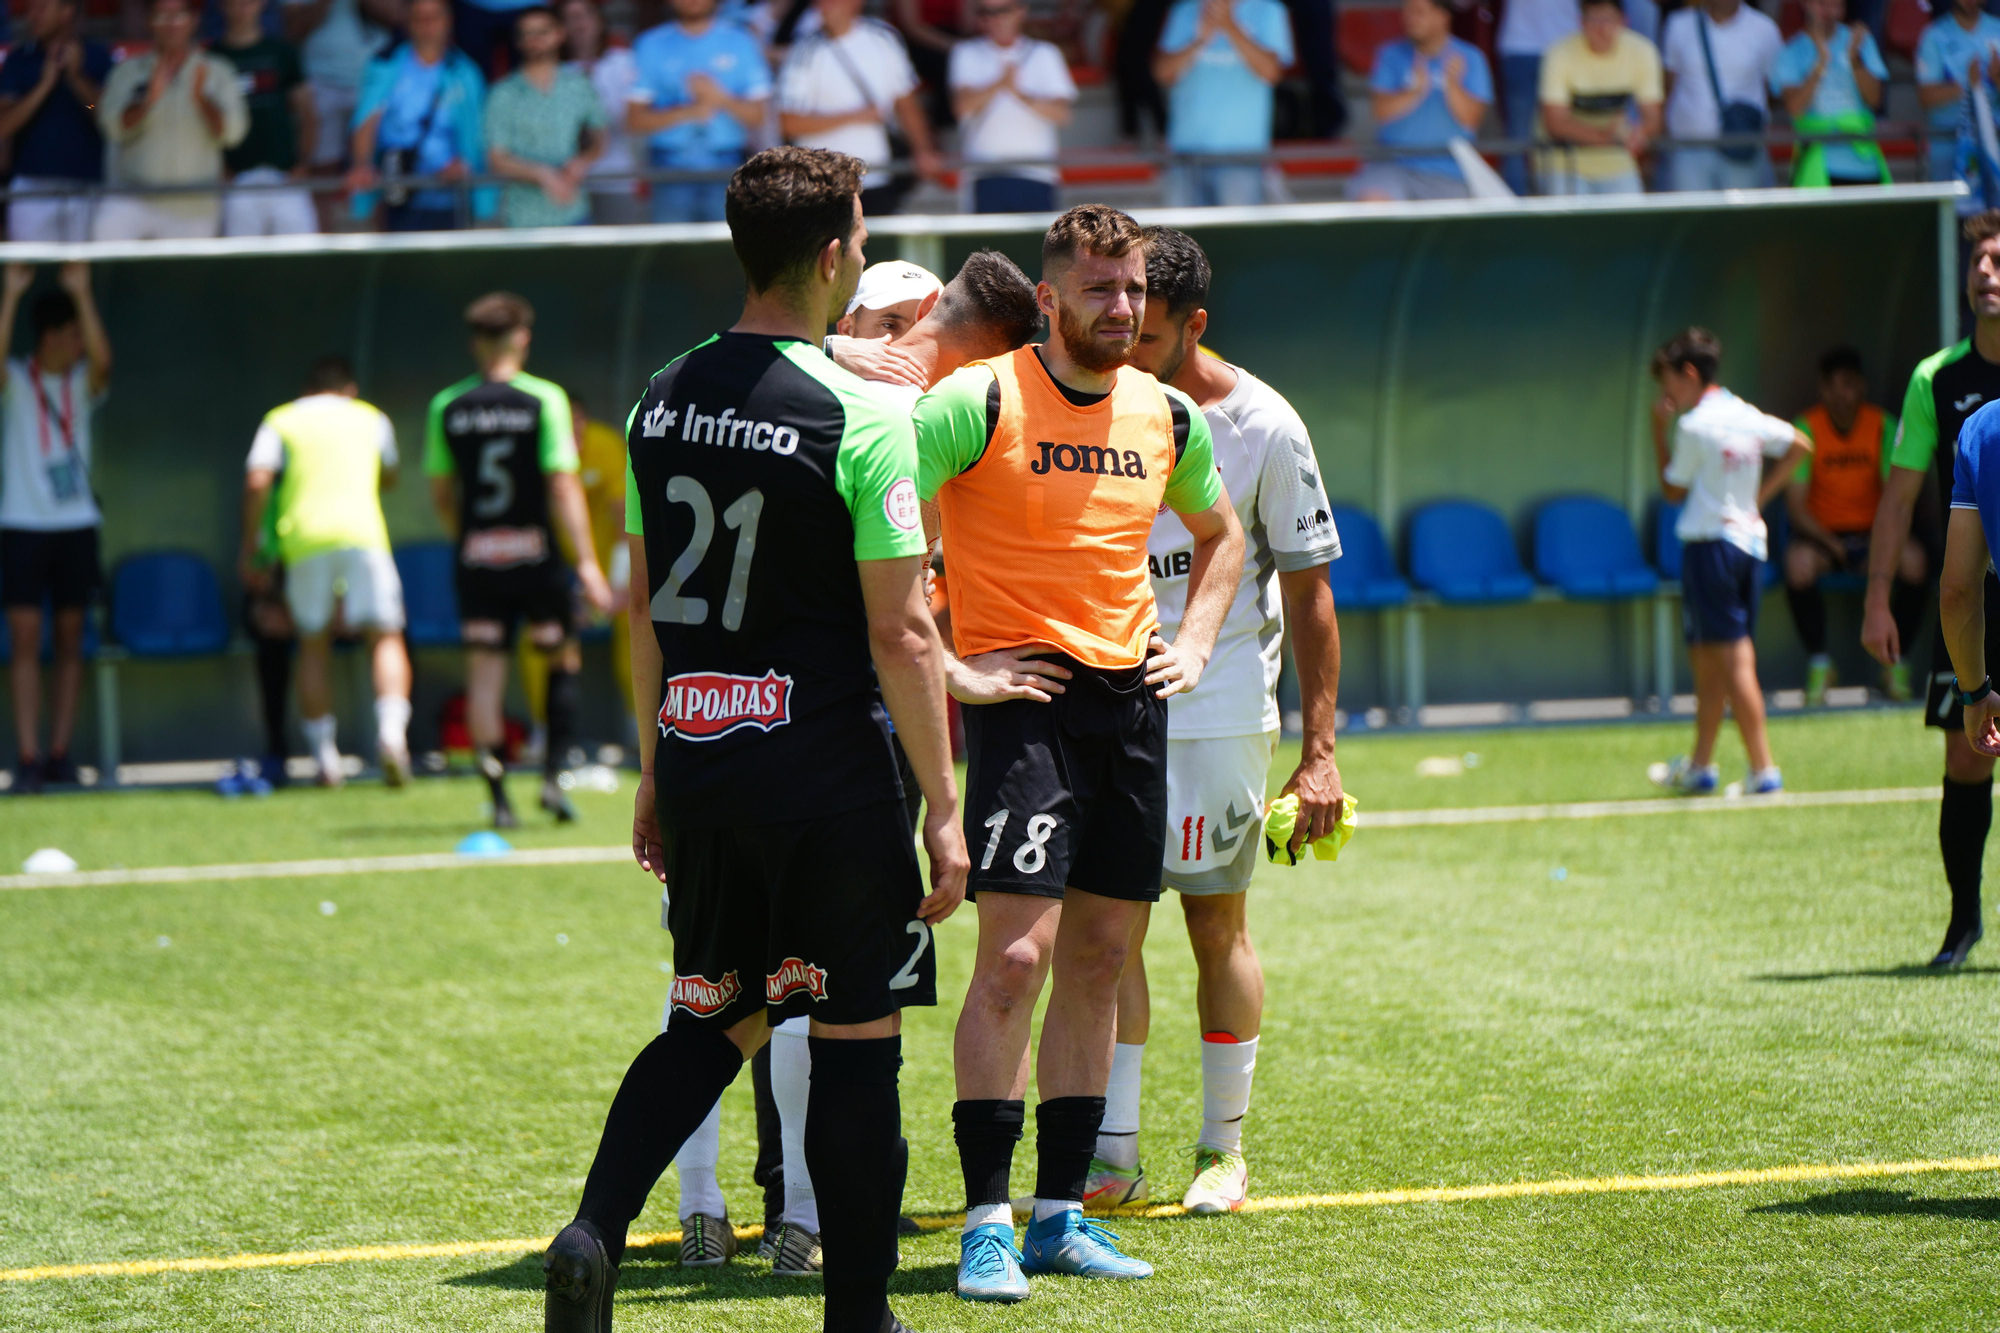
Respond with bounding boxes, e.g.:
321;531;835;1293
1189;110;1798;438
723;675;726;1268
1263;793;1358;866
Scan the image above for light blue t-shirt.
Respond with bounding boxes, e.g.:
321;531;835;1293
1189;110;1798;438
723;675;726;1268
1770;28;1887;182
1918;13;2000;176
1950;398;2000;574
1370;36;1494;178
376;56;461;210
629;19;773;164
1159;0;1295;153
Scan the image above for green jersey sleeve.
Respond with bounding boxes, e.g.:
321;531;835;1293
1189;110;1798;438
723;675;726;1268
422;386;454;477
1793;414;1814;484
914;366;996;502
1161;384;1223;515
1889;351;1946;473
521;374;579;473
1880;412;1899;477
834;393;925;562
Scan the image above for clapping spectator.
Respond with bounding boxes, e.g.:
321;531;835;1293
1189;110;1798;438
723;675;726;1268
777;0;941;214
218;0;322;234
1772;0;1888;186
950;0;1075;213
1538;0;1661;195
281;0;395;175
1659;0;1781;191
347;0;491;231
1496;0;1578;192
1350;0;1492;202
95;0;250;240
1916;0;2000;191
561;0;644;223
487;6;605;226
1153;0;1293;207
628;0;771;223
0;0;113;242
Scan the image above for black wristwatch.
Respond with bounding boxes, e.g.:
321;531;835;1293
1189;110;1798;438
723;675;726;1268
1956;676;1994;707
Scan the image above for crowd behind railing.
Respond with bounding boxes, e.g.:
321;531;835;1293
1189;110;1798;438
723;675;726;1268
0;0;1993;241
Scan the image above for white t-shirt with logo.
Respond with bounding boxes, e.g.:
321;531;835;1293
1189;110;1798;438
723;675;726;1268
1661;4;1781;139
0;358;103;531
949;36;1076;185
777;21;919;188
1664;386;1795;560
1148;363;1340;738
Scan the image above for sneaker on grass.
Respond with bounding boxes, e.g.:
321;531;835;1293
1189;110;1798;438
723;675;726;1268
957;1223;1029;1302
678;1213;736;1268
1648;756;1718;795
769;1222;822;1276
1021;1208;1152;1279
1082;1156;1149;1209
1182;1145;1249;1214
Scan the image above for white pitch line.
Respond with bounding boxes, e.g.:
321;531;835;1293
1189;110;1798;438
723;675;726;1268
0;786;1942;893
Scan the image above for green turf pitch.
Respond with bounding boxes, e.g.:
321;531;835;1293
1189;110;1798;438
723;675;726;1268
4;711;1998;1330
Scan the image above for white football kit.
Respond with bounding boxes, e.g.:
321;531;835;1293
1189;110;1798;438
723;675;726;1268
1149;361;1340;892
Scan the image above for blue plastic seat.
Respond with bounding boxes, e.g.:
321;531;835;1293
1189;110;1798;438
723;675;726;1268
1407;501;1535;604
1533;497;1660;600
109;553;228;656
1325;505;1410;609
394;542;461;647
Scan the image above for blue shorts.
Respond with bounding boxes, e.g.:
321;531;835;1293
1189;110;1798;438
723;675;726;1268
1680;539;1761;644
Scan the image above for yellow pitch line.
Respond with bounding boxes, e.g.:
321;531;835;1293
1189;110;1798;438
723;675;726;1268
6;1156;1998;1284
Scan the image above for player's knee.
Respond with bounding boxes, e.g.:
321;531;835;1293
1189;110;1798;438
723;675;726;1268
975;940;1046;1010
1183;903;1247;960
1783;546;1818;588
528;622;566;653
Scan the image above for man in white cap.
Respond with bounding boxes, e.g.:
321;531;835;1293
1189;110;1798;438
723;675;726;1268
837;259;943;342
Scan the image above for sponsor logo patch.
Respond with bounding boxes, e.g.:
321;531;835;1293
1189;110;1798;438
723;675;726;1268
765;956;830;1004
669;970;742;1016
884;477;920;532
640;402;678;437
461;526;548;569
659;669;794;741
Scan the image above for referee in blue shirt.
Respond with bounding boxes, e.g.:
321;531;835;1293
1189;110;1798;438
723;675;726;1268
1940;400;2000;764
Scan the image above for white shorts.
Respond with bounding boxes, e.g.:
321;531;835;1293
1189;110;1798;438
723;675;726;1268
286;547;405;635
90;195;218;242
8;177;96;241
1163;732;1277;895
222;168;320;236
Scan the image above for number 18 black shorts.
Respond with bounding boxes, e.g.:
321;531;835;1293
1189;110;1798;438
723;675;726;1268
659;798;937;1030
961;654;1168;903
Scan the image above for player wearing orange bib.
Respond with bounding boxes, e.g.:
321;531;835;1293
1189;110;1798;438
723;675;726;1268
914;205;1246;1301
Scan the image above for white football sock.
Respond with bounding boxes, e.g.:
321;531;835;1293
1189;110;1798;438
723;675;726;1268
674;1101;725;1221
1095;1041;1145;1169
963;1201;1012;1233
374;694;411;754
302;715;340;774
1032;1198;1080;1223
1199;1035;1258;1154
771;1019;819;1231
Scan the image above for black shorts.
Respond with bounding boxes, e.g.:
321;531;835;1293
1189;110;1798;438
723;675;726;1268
1927;568;2000;730
455;563;573;647
660;799;936;1029
1;526;99;610
961;655;1168;903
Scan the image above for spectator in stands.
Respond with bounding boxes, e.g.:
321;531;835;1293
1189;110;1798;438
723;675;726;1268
777;0;941;214
562;0;645;223
1917;0;2000;193
454;0;534;78
1771;0;1888;186
1350;0;1492;202
628;0;772;223
94;0;250;240
1496;0;1579;193
0;0;113;243
1537;0;1661;196
487;5;606;226
218;0;322;234
1659;0;1781;191
1785;346;1924;705
347;0;492;231
0;263;111;795
1154;0;1294;206
950;0;1075;213
281;0;394;178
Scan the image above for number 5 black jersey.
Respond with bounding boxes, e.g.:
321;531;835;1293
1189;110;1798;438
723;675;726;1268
423;371;577;574
626;333;926;828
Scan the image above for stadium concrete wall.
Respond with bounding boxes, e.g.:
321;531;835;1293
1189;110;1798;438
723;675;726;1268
0;186;1959;766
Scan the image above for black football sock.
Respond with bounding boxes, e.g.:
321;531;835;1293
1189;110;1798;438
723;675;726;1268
1785;583;1828;658
1941;777;1993;936
1033;1095;1107;1205
954;1099;1025;1210
255;632;292;757
750;1043;785;1231
575;1021;745;1269
1891;579;1926;656
544;667;578;779
806;1034;902;1333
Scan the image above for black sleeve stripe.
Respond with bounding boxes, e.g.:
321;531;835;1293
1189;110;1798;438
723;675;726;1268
1168;394;1191;467
986;376;1002;447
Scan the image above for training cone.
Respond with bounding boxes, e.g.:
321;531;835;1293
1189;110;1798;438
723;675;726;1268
455;831;513;857
23;848;79;874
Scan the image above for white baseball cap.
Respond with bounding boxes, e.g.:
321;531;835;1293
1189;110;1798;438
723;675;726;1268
845;261;943;317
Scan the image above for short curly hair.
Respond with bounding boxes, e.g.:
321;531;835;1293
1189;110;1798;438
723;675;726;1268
1140;226;1210;321
726;147;867;293
1041;204;1145;279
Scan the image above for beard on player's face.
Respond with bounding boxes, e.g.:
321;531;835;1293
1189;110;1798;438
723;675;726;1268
1055;293;1138;375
